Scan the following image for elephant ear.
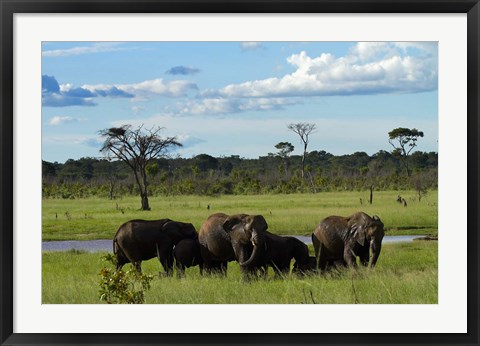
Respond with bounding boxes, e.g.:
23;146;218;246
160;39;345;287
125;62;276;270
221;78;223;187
246;215;268;232
351;224;367;246
222;216;241;233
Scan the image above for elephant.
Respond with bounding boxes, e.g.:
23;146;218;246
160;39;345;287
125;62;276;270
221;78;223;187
311;212;384;270
173;238;202;278
113;218;198;275
198;213;268;276
238;232;309;278
292;256;346;275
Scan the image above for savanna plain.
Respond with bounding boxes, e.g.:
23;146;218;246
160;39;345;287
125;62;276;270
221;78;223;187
42;190;438;304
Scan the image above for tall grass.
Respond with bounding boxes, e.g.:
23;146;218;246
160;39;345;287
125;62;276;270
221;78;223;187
42;241;437;304
42;190;437;240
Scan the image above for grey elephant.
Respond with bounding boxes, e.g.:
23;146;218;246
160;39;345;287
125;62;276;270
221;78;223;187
311;212;384;270
113;218;198;275
173;238;202;278
198;213;268;276
238;232;309;278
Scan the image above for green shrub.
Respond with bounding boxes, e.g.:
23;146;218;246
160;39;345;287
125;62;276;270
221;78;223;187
98;254;154;304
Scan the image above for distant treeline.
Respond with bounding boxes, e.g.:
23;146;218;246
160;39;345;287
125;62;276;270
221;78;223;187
42;150;438;199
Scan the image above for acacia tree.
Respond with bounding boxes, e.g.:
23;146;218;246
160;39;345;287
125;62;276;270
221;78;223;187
99;124;182;210
287;123;317;179
274;142;294;178
388;127;424;177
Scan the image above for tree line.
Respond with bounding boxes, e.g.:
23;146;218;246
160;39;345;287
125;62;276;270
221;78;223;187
42;148;437;200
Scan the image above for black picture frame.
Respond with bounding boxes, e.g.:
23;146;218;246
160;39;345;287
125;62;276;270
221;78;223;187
1;1;479;345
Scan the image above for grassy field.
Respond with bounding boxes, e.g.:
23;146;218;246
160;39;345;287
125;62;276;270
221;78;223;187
42;190;438;241
42;241;437;304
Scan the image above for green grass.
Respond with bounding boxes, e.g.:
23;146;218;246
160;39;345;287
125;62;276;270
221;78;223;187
42;190;438;240
42;241;437;304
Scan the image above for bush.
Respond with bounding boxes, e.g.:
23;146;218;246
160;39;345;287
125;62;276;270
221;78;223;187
98;254;154;304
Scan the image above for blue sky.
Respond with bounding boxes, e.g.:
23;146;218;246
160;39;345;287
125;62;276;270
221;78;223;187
41;41;438;163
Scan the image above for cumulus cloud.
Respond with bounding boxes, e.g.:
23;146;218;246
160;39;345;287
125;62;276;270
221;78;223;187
177;97;301;116
44;75;200;107
42;42;126;57
42;75;61;93
205;42;437;99
166;66;200;75
241;42;263;51
49;116;82;125
83;78;198;101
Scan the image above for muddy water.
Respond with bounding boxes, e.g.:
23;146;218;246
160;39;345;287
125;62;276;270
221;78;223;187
42;235;430;252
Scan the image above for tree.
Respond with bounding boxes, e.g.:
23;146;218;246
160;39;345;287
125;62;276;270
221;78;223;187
274;142;294;177
287;123;317;179
99;124;182;210
193;154;219;172
388;127;424;177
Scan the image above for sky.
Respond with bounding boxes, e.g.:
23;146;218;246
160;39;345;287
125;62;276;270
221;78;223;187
41;41;438;163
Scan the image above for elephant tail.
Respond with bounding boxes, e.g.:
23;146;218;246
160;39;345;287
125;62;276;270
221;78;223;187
113;238;118;255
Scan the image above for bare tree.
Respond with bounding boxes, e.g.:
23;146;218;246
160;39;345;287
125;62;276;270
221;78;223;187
287;123;317;179
99;124;182;210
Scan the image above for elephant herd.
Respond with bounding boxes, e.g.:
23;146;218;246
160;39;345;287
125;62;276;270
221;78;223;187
112;211;385;278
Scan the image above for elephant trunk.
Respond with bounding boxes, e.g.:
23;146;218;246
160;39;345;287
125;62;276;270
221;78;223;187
370;239;382;268
239;231;264;267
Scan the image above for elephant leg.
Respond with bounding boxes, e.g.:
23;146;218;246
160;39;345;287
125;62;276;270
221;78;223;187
115;249;129;271
199;254;213;275
133;261;142;274
162;254;174;277
157;242;174;276
115;255;126;271
175;261;186;278
343;247;357;268
219;261;228;276
317;243;328;272
358;246;369;267
203;261;227;276
120;248;142;273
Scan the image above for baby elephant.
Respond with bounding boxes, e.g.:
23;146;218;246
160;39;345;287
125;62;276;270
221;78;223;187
293;256;347;276
173;238;202;278
240;232;309;278
293;256;318;276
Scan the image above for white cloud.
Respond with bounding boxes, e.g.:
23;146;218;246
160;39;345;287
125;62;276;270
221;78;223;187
177;97;301;116
42;43;126;57
83;78;198;101
206;42;437;99
49;116;82;125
